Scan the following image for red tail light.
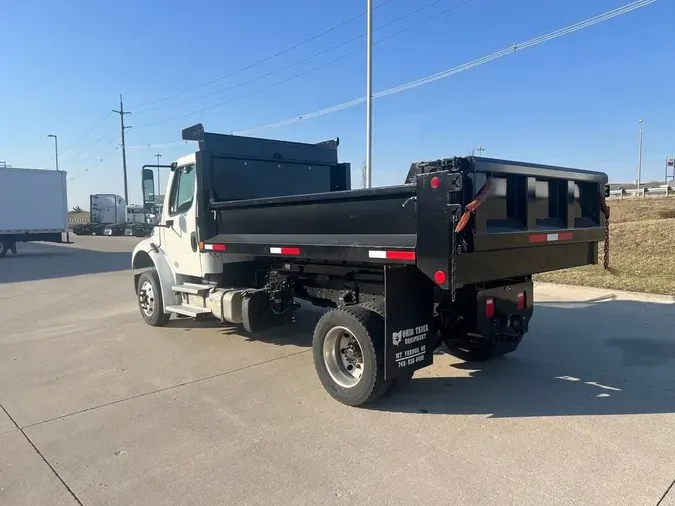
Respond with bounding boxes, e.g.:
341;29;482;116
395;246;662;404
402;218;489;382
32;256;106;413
485;297;495;318
517;292;526;310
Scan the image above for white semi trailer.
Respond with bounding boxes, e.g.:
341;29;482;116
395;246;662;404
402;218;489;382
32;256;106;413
72;194;127;236
0;167;68;257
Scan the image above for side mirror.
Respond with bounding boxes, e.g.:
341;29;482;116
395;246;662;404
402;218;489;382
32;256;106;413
604;184;610;198
142;168;155;206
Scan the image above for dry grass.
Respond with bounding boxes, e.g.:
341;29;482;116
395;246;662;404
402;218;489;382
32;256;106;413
68;211;90;221
604;196;675;223
535;218;675;295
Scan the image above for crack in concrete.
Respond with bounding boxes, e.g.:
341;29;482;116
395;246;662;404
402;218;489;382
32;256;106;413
657;477;675;505
0;403;84;506
22;349;311;430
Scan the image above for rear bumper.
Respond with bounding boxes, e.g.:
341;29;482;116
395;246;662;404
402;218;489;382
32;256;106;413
456;242;597;286
476;280;534;352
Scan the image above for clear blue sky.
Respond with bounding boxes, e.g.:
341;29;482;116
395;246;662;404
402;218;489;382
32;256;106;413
1;0;673;208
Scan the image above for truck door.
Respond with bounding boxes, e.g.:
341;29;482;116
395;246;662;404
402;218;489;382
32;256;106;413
161;164;202;277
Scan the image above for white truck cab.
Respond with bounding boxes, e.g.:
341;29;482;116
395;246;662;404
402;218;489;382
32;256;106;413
125;204;146;224
132;153;231;322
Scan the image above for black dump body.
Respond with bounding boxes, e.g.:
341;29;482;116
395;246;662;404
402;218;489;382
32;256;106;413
190;126;608;288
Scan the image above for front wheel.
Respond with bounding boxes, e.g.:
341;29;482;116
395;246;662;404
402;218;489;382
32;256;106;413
0;239;8;258
136;270;170;327
312;306;389;406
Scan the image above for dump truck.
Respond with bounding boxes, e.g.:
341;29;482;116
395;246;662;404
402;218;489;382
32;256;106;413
131;124;609;406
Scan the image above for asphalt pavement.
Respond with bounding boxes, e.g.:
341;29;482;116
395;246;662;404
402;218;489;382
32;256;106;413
1;237;674;505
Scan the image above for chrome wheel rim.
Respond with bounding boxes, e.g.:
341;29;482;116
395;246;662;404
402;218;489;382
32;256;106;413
323;326;364;388
138;280;156;316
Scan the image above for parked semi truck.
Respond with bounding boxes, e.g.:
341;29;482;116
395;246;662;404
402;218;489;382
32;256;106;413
73;194;126;236
131;124;609;406
0;167;68;257
102;204;149;236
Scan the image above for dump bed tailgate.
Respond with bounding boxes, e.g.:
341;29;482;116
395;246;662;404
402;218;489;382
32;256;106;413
414;157;608;288
470;158;607;251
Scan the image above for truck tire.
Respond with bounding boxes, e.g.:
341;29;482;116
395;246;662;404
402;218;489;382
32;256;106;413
0;239;7;258
136;270;170;327
312;306;389;406
357;301;414;395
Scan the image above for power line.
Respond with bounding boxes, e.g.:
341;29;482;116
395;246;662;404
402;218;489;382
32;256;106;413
137;0;457;114
70;158;107;182
131;0;398;110
137;0;474;128
36;113;113;168
60;127;118;164
59;112;113;154
69;136;121;181
80;135;121;162
35;113;114;168
235;0;657;135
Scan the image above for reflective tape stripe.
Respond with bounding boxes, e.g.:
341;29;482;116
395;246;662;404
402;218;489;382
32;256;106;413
368;250;416;261
204;243;226;251
270;247;300;255
529;232;574;243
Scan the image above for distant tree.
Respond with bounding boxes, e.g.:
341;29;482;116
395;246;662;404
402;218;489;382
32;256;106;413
72;205;83;213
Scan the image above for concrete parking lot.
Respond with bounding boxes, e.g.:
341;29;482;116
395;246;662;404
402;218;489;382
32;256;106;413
1;236;675;505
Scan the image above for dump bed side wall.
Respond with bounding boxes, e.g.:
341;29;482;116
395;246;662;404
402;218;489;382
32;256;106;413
209;186;417;237
197;148;351;242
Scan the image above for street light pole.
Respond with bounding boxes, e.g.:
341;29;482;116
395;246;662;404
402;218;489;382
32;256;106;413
365;0;373;189
47;134;59;171
637;120;644;190
154;153;162;197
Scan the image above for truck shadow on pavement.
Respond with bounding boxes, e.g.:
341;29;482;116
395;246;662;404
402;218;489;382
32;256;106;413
166;305;322;348
167;295;675;419
0;241;132;284
367;296;675;418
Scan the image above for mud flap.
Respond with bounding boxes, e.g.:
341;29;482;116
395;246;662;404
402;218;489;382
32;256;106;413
384;265;435;380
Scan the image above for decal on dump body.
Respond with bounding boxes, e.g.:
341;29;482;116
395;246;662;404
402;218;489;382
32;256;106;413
384;265;435;380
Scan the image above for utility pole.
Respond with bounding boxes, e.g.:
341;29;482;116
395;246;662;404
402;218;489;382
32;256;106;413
113;94;132;203
155;153;162;197
636;119;644;190
365;0;373;189
476;146;485;156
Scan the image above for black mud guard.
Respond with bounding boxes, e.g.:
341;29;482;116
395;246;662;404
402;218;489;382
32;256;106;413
384;265;435;380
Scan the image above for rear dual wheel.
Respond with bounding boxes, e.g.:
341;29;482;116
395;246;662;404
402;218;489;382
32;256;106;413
312;304;413;407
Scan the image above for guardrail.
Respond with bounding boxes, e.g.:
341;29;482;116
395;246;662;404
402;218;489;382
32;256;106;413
608;187;673;199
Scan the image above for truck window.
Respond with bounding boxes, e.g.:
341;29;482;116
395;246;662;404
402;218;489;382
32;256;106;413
169;165;196;215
